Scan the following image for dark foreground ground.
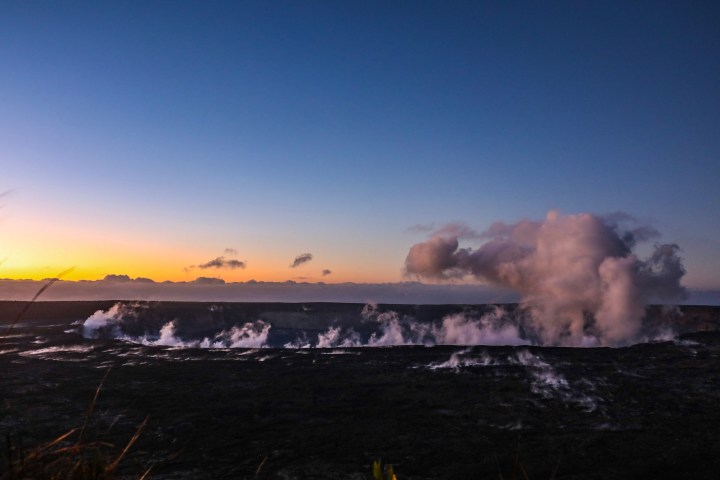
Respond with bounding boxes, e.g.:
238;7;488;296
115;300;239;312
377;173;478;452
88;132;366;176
1;301;720;479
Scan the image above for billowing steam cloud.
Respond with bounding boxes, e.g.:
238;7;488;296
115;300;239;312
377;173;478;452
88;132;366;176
405;211;686;346
290;253;313;268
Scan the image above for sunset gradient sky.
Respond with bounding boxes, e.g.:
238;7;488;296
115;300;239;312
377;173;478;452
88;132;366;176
1;1;719;289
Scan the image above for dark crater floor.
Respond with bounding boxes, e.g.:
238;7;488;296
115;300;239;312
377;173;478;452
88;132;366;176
1;302;720;479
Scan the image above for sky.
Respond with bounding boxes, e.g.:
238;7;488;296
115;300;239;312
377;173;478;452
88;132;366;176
1;1;719;292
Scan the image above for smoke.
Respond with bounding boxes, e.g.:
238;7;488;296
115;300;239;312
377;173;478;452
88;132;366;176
290;253;313;268
405;211;686;346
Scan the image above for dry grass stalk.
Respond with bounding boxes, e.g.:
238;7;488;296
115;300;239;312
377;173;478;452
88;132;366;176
0;256;149;478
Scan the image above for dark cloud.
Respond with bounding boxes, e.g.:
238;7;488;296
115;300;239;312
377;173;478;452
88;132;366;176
0;278;713;306
322;269;332;276
601;211;660;247
225;259;246;269
290;253;313;268
195;256;246;270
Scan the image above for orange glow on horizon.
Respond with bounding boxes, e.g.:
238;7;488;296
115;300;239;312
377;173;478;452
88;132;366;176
0;238;402;284
1;209;403;284
0;264;397;284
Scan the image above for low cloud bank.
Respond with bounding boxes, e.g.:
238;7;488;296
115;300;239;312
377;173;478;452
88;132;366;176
0;277;715;306
0;278;518;304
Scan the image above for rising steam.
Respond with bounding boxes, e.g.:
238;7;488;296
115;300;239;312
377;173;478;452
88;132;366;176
83;303;270;348
405;211;686;346
82;302;530;350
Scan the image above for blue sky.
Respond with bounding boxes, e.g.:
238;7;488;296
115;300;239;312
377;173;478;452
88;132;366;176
1;1;719;288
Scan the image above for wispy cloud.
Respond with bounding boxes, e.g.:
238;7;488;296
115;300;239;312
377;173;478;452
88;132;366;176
224;248;238;255
198;256;246;270
322;269;332;276
409;222;480;239
290;253;313;268
407;223;435;233
186;255;246;271
432;222;481;239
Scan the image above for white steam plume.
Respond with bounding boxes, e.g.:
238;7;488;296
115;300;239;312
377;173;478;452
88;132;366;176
282;306;527;348
405;211;686;346
82;304;270;348
432;308;527;346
